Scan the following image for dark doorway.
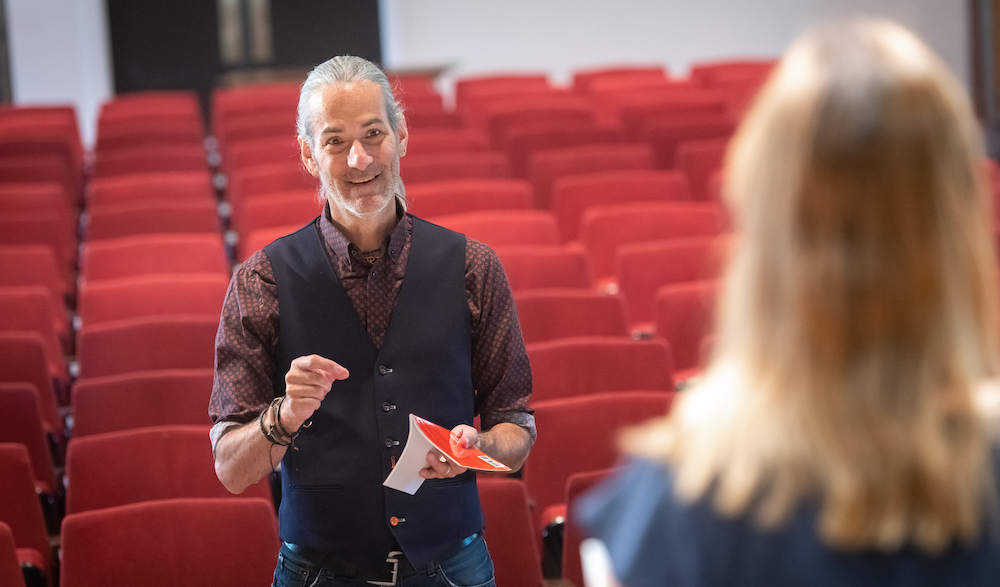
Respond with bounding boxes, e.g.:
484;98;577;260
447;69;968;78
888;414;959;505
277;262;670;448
269;0;381;68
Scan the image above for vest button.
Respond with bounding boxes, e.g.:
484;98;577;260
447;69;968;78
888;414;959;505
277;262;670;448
390;516;400;526
382;402;395;412
385;438;399;448
379;365;392;375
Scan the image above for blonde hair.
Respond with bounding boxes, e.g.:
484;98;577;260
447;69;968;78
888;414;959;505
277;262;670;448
626;19;1000;553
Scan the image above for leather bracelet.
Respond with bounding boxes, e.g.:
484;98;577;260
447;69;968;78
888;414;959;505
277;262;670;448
259;401;291;447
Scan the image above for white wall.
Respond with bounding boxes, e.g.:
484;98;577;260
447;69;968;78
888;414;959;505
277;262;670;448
380;0;970;100
5;0;113;148
1;0;970;148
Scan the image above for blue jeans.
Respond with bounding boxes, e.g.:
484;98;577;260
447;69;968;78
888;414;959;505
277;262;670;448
272;535;495;587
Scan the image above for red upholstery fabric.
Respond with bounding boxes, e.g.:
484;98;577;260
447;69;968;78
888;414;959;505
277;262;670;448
551;169;692;242
0;333;63;438
222;135;301;174
0;383;57;494
642;114;734;169
0;444;51;576
85;199;221;241
0;522;26;587
75;315;219;379
77;273;230;326
615;237;726;327
226;161;319;212
0;210;77;278
514;290;629;344
675;138;728;202
92;144;208;177
241;225;301;262
477;477;546;587
96;114;204;153
527;143;655;209
493;245;593;292
573;66;668;94
80;234;229;283
580;201;728;281
454;74;551;115
403;128;489;157
86;170;215;207
619;95;728;141
429;210;560;248
0;245;68;309
406;179;534;218
65;425;272;514
501;121;624;178
562;468;617;587
400;151;510;185
481;96;595;148
71;369;215;437
522;392;674;534
60;497;279;587
0;287;68;379
0;182;75;241
654;279;719;377
232;189;322;238
0;153;79;204
526;336;674;403
216;110;296;152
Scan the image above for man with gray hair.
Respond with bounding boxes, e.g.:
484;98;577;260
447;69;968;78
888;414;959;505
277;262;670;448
209;55;534;586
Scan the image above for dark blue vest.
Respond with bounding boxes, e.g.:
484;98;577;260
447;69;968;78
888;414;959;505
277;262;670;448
264;216;484;572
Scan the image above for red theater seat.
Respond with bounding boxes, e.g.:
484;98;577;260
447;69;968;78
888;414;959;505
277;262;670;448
60;497;279;587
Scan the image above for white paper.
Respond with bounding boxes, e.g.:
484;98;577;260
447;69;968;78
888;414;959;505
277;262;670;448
383;416;433;495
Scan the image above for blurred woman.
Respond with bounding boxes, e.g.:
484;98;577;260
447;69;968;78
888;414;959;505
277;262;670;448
578;19;1000;587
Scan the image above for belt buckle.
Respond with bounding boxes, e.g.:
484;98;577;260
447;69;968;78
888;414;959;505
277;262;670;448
366;550;402;586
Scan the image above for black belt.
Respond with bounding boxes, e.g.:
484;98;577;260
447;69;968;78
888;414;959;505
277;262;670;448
283;533;478;585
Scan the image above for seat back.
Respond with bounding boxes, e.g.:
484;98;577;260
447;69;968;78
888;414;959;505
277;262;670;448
84;199;221;241
654;279;719;376
406;179;533;218
551;170;692;242
0;383;57;494
77;273;230;326
581;201;728;281
0;522;26;587
514;290;629;344
429;210;559;248
563;468;617;587
71;369;215;437
0;245;68;303
80;234;229;283
75;315;219;378
93;144;208;177
527;143;655;209
615;237;726;327
477;477;546;587
65;425;272;514
675;138;728;202
85;171;215;207
60;497;279;587
522;392;674;533
494;245;593;292
0;333;63;439
526;336;673;403
0;444;51;574
400;151;510;185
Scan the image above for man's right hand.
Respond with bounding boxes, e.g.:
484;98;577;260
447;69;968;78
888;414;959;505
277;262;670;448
281;355;349;433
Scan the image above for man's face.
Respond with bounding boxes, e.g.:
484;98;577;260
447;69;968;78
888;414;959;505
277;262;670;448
299;81;408;221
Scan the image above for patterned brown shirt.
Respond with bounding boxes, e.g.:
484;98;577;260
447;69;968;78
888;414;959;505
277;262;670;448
209;206;535;450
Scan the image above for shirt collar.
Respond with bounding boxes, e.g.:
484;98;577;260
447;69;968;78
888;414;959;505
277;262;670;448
318;199;410;269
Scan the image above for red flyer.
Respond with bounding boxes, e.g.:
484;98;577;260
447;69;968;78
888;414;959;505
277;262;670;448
383;414;510;495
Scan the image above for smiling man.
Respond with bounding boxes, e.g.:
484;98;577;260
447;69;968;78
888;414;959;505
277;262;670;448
209;56;534;587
